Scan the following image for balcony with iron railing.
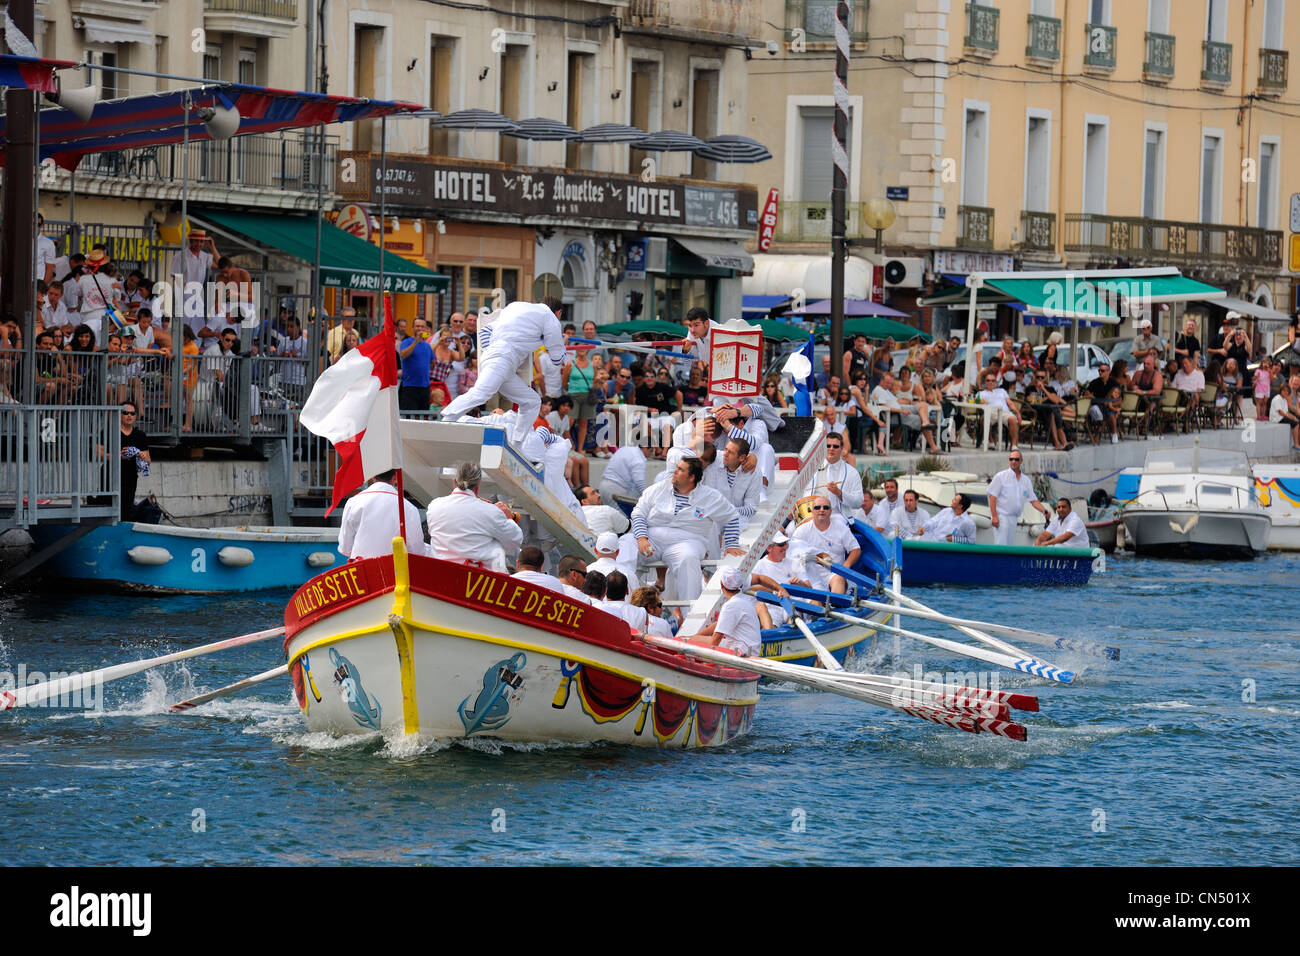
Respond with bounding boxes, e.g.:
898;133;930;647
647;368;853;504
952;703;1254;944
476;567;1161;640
964;3;999;56
76;130;337;197
1259;48;1288;94
1083;23;1117;71
204;0;298;18
1202;40;1233;86
774;201;863;242
957;205;994;250
1020;211;1056;253
1064;213;1282;268
1144;32;1175;80
626;0;763;44
1025;14;1061;63
782;0;871;46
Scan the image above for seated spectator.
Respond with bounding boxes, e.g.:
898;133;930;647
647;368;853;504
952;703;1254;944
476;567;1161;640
1269;382;1300;449
1086;363;1118;443
1173;355;1205;423
975;371;1022;447
105;332;143;411
1026;368;1072;450
1035;497;1088;548
761;374;787;410
34;331;69;403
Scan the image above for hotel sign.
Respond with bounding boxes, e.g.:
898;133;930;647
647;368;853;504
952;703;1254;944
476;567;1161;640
341;152;758;233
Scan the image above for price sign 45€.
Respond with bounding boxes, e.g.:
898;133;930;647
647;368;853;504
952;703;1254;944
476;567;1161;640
709;325;763;398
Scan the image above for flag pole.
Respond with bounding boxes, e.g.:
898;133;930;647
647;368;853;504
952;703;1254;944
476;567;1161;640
384;291;407;543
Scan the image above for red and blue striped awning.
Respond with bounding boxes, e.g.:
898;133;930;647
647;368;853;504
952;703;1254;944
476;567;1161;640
0;54;77;93
0;82;425;170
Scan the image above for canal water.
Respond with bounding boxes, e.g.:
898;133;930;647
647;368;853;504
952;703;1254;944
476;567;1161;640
1;552;1296;866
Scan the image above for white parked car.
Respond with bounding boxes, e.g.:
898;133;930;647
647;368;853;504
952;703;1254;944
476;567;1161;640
1032;343;1114;383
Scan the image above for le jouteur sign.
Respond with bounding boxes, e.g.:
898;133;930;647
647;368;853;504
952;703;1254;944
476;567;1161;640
341;152;758;232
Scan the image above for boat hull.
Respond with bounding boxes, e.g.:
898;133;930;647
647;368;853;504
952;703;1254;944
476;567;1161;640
898;539;1098;586
1255;468;1300;551
30;523;343;593
1122;510;1271;559
758;615;885;668
285;554;758;747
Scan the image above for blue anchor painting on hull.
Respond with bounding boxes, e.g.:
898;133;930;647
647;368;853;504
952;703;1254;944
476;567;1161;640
459;652;527;736
330;646;382;731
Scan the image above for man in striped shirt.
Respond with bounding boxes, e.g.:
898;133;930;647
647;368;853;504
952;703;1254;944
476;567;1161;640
704;436;761;558
631;456;739;606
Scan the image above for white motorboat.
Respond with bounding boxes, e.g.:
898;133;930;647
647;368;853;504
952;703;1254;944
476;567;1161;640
1121;445;1270;559
881;471;1072;546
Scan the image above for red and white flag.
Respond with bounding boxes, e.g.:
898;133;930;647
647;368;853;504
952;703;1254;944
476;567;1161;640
300;298;402;515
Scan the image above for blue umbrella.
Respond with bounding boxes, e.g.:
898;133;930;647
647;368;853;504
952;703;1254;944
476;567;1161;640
431;109;519;131
634;130;707;152
502;117;581;141
578;122;647;143
693;135;772;164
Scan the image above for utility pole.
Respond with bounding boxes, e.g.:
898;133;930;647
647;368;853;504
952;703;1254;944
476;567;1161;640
1;0;38;402
829;0;851;376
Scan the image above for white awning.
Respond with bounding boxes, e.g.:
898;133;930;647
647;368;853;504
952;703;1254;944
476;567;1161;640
674;237;754;273
76;16;155;46
743;254;872;300
1213;295;1291;327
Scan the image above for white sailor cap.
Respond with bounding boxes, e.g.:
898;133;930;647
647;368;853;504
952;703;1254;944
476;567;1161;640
595;532;619;554
770;531;789;545
719;566;748;591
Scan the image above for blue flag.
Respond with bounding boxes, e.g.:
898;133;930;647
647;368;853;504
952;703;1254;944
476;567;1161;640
792;333;815;416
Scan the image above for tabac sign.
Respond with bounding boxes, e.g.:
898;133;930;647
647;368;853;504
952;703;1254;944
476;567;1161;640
708;319;763;398
340;152;758;233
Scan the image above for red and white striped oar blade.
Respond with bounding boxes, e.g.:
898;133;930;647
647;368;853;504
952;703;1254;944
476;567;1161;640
976;718;1028;742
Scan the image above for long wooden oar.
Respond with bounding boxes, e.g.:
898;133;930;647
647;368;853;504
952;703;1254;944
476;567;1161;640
168;664;289;713
1;626;286;711
644;634;1027;740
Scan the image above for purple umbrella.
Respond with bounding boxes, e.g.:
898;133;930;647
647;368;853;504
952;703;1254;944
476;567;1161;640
788;298;911;318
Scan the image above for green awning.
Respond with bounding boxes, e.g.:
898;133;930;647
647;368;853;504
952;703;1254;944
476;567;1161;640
917;285;1014;308
1088;274;1224;304
813;316;932;342
751;319;813;343
983;277;1121;322
200;210;449;294
598;319;687;337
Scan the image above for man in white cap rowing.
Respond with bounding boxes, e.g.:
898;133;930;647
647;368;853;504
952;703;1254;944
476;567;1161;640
751;532;811;628
681;566;788;657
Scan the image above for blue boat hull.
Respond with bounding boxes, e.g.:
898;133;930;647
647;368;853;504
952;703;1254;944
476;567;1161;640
30;523;344;594
897;539;1097;586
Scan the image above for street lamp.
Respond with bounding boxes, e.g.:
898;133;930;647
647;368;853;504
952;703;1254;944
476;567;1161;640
862;197;896;255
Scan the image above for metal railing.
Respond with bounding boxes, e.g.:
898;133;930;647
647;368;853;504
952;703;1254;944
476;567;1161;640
1083;23;1117;71
203;0;298;17
627;0;764;43
1020;211;1056;252
1026;13;1061;61
1259;48;1288;92
0;405;120;528
1064;213;1282;267
4;348;110;408
1202;40;1233;84
957;205;994;250
1144;32;1176;78
964;3;999;54
782;0;870;44
774;200;863;242
78;131;337;195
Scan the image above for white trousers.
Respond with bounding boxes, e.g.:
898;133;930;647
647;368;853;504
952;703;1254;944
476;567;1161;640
993;512;1019;546
440;350;538;442
645;526;707;602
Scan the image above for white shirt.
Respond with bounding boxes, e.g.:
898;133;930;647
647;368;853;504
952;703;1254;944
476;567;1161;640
35;233;57;281
1174;369;1205;393
888;505;931;540
704;461;761;520
482;301;565;394
77;272;109;316
273;331;308;385
631;480;738;545
977;387;1013;413
601;446;647;499
200;341;232;382
581;504;630;535
987;467;1037;518
870;385;903;411
338;482;427;560
1270;394;1294;423
171;247;213;288
753;554;805;585
591;553;639;586
805;459;864;518
715;593;762;656
42;299;69;329
512;568;568;594
125;323;155;351
875;494;905;528
684;320;720;364
1044;510;1088;548
921;507;977;544
426;489;523;565
790;518;858;567
855;500;887;532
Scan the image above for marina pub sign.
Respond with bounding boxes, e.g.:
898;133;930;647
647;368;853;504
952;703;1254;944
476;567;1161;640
340;152;758;232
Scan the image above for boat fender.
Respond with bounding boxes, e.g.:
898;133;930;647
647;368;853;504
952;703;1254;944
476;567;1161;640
127;545;173;566
217;546;255;567
306;551;337;568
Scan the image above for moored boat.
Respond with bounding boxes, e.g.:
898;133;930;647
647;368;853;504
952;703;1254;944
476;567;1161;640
1254;464;1300;551
895;538;1097;586
29;522;343;593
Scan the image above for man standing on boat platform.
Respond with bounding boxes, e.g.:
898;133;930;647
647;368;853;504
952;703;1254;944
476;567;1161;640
426;462;523;572
1035;498;1089;548
339;469;427;560
805;432;863;522
987;449;1049;546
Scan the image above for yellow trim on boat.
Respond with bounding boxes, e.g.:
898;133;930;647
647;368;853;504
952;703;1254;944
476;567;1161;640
389;537;421;736
288;625;394;663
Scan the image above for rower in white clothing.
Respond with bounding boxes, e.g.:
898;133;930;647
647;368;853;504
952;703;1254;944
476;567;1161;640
631;456;739;605
750;532;811;628
576;486;631;535
338;469;427;560
987;448;1049;546
1035;498;1089;548
511;545;569;593
439;301;565;442
805;432;863;521
789;496;862;594
920;494;978;544
874;478;904;529
887;490;931;540
678;567;763;657
425;461;523;571
598;445;647;504
589;531;640;585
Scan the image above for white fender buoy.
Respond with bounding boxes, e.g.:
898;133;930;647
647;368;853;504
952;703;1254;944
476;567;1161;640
127;546;173;566
216;546;255;567
306;552;337;568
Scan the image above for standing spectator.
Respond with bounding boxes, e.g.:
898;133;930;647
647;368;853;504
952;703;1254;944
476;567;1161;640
76;249;113;346
35;213;56;284
273;314;309;405
398;317;433;411
170;229;219;340
1175;318;1202;367
122;270;150;312
1205;312;1238;364
429;326;462;407
1131;318;1165;364
868;338;894;390
987;448;1048;546
843;333;872;384
1253;355;1273;421
1039;332;1064;371
680;364;708;407
761;374;788;410
1016;340;1037;371
565;339;598;453
814;354;832;392
326;306;363;363
105;333;144;411
332;331;361;364
633;363;676;457
118;401;151;520
42;280;69;330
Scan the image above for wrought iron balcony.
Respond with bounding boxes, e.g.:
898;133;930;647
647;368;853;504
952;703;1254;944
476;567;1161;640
1144;31;1175;80
1259;48;1288;93
1202;40;1233;85
964;4;999;55
774;201;863;242
1064;213;1282;268
1020;211;1056;253
203;0;298;18
627;0;763;44
1083;23;1117;71
783;0;870;45
1026;14;1061;62
957;205;994;250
